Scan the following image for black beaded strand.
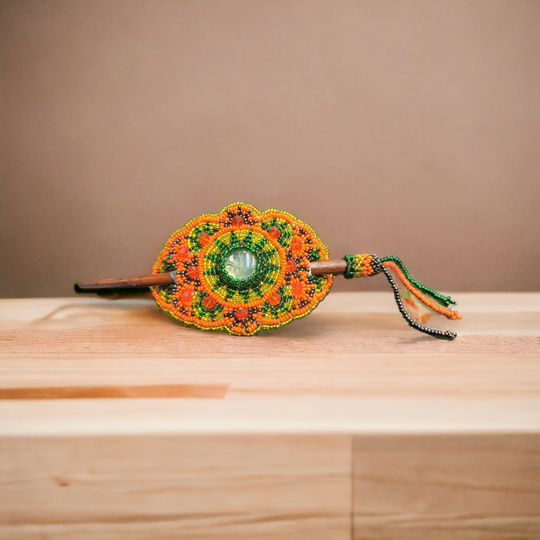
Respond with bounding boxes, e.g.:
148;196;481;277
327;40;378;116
381;267;457;341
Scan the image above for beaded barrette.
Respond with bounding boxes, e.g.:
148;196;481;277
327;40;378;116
76;203;461;339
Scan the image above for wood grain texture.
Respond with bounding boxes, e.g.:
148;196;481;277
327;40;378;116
1;397;539;437
0;435;351;539
0;383;229;400
353;435;540;540
0;293;539;538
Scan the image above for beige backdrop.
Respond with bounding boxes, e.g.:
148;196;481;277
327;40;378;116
0;0;539;298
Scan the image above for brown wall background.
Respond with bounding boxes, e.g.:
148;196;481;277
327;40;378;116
0;0;539;298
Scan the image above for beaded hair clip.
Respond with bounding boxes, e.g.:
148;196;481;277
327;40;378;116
76;202;461;339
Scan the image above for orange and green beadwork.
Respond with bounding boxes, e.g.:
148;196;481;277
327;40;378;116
151;203;333;335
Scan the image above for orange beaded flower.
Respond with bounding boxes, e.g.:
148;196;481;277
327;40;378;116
151;203;333;335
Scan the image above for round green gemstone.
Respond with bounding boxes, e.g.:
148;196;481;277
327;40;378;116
223;248;258;281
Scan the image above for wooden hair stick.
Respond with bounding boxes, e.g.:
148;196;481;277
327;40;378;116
75;260;347;291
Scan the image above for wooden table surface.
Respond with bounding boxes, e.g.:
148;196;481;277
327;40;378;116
0;292;539;539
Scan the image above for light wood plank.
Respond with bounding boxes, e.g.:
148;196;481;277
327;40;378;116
353;435;540;540
0;435;352;540
1;397;539;436
0;353;538;399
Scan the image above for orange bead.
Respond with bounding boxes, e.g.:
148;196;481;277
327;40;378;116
179;289;194;305
291;282;303;296
199;232;211;245
231;215;244;227
291;237;302;253
177;246;190;260
286;259;297;272
236;308;249;321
